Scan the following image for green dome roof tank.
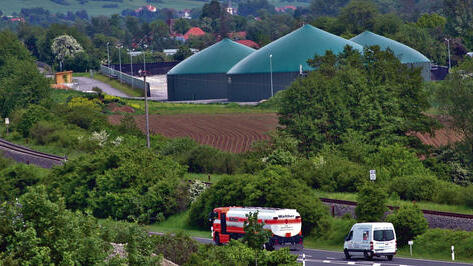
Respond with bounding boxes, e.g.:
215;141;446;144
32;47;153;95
350;31;430;63
227;24;364;74
167;38;255;75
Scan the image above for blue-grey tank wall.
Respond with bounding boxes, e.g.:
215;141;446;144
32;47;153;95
167;73;228;100
228;72;302;102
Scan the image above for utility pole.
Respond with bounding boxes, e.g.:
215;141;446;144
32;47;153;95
106;42;110;69
140;51;150;149
118;45;122;83
269;54;273;98
130;50;134;89
445;38;451;72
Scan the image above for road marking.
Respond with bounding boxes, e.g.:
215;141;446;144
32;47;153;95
323;260;331;263
327;257;336;259
347;262;356;265
372;264;381;266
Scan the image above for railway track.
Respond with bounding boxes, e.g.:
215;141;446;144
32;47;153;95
0;138;66;168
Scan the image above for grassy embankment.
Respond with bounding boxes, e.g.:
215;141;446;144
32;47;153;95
73;72;143;97
123;100;277;115
314;190;473;215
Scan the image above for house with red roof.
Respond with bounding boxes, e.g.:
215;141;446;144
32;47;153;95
237;40;260;49
184;27;206;40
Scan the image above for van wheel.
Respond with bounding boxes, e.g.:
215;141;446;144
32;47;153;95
344;249;351;259
387;255;393;261
364;251;373;260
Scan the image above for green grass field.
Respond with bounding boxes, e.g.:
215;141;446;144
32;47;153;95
2;0;308;17
314;190;473;216
124;99;276;115
146;210;210;238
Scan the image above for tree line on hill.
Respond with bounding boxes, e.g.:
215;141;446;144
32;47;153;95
0;0;472;72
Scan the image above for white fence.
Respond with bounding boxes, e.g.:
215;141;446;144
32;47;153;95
100;65;150;96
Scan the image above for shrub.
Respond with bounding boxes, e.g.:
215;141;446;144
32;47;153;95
185;240;298;266
65;105;106;130
355;183;388;222
0;163;47;201
30;120;60;145
389;174;438;201
189;165;329;236
16;105;51;137
413;229;473;260
432;181;465;206
47;146;187;223
386;203;428;246
307;216;356;247
186;145;240;174
152;232;199;265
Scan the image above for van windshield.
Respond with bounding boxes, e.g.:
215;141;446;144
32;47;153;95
373;230;395;241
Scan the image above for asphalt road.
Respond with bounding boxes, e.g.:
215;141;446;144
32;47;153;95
191;236;472;266
74;77;129;97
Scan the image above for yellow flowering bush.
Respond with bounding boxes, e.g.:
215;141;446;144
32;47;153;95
68;97;102;111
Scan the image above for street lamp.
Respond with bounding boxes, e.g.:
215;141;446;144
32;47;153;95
445;38;451;72
269;54;273;98
129;49;134;89
117;44;122;83
106;42;110;70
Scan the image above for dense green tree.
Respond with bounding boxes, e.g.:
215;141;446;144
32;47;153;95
242;211;272;249
0;31;50;118
279;47;433;154
437;58;473;156
238;0;274;17
201;0;222;20
386;203;428;246
173;18;191;34
173;45;193;61
338;0;379;34
355;183;388;222
310;0;350;17
46;145;187;223
444;0;473;48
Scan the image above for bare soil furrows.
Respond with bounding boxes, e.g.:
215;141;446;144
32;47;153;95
108;113;462;153
109;113;279;153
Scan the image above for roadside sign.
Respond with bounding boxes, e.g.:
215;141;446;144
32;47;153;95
5;118;9;125
369;170;376;181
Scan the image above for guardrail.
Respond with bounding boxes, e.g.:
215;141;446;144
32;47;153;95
100;65;150;96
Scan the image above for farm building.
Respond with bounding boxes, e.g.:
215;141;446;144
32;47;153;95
167;38;255;100
350;31;431;81
226;24;364;102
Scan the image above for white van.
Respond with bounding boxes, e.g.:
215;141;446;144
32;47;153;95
343;222;396;261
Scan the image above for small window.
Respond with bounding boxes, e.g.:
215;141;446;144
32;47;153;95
363;231;369;241
374;230;395;241
346;231;353;241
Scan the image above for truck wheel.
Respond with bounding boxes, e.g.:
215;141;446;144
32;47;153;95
214;233;221;245
344;249;351;259
387;255;393;261
364;251;373;260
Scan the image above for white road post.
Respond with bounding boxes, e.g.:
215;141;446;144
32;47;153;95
408;240;413;256
452;245;455;261
302;253;306;266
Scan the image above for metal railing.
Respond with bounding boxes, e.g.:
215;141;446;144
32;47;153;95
100;65;150;96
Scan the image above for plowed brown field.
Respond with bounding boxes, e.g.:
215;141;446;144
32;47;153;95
108;113;279;153
108;113;463;153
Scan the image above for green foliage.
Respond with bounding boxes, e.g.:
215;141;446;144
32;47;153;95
437;58;473;156
413;229;473;260
186;240;298;266
389;174;438;201
355;183;388;222
15;105;52;137
307;215;356;246
338;0;379;34
173;46;193;61
152;232;200;265
47;146;187;223
0;163;47;201
242;211;272;249
0;31;50;118
0;186;109;264
189;165;329;236
279;47;433;154
386;203;428;246
186;145;240;174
